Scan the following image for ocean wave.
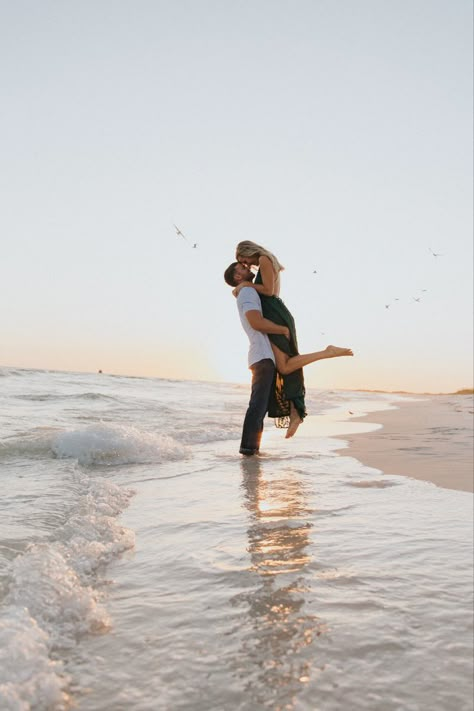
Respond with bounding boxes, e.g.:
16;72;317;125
0;606;70;711
0;428;62;459
5;470;135;646
0;470;135;708
178;423;241;445
15;391;120;403
0;368;42;378
0;424;189;466
52;424;188;466
346;479;400;488
8;544;111;645
57;475;136;575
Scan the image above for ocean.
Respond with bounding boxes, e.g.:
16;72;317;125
0;368;472;711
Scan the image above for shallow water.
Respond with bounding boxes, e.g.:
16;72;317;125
0;368;472;710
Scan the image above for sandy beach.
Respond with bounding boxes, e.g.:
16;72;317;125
334;395;474;493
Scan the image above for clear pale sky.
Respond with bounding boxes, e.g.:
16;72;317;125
1;0;472;393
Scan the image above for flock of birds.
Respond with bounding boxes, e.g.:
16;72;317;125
173;224;445;311
383;247;444;310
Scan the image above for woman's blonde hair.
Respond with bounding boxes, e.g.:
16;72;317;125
235;241;284;273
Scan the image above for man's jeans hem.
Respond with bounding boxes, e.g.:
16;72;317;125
239;447;259;456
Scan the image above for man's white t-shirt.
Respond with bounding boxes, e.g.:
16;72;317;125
237;287;275;368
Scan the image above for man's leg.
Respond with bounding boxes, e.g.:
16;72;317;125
240;358;275;455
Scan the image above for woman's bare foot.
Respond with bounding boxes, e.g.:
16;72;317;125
324;345;353;358
285;404;303;438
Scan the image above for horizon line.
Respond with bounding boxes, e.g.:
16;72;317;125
1;364;472;397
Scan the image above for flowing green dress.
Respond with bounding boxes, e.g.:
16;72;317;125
254;270;307;423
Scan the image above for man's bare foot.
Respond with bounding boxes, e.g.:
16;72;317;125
285;405;303;438
324;345;353;358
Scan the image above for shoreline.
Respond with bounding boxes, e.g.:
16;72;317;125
333;396;473;493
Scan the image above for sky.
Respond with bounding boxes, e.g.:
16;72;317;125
1;0;472;393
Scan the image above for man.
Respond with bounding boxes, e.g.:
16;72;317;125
224;261;290;456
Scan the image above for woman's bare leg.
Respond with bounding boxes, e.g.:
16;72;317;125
285;402;302;439
271;344;353;376
270;346;304;437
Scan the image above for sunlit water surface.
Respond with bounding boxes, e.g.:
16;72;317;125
0;368;472;710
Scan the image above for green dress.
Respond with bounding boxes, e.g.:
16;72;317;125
255;270;307;423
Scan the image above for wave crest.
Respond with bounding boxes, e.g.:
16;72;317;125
1;424;188;466
52;424;187;466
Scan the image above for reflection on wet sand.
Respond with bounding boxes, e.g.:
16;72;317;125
234;457;324;710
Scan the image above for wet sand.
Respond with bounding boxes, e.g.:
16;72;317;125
334;395;474;493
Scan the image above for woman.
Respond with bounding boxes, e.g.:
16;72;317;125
234;240;353;437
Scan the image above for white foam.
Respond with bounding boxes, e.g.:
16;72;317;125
58;476;136;576
0;607;70;711
1;470;136;707
52;424;188;465
9;544;111;647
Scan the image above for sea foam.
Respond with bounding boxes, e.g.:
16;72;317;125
0;469;136;708
52;424;188;465
0;607;70;711
1;424;188;466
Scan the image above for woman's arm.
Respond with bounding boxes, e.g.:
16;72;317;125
233;255;276;296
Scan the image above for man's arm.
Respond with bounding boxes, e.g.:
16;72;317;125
245;310;289;339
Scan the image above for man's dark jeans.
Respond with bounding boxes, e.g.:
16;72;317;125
239;358;275;455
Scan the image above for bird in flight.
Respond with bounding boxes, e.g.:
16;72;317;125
412;297;421;303
192;243;198;249
429;247;443;257
174;224;188;241
385;304;391;309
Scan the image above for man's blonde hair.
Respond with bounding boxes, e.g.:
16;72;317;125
235;241;284;274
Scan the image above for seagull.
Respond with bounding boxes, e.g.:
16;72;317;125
313;270;317;274
173;224;188;241
429;247;443;257
412;297;421;303
385;304;391;309
192;243;198;249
